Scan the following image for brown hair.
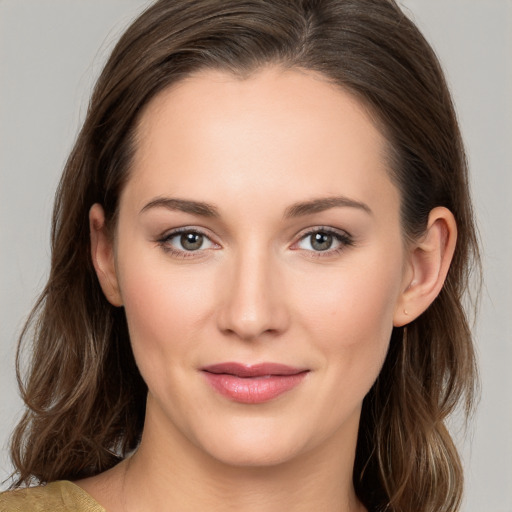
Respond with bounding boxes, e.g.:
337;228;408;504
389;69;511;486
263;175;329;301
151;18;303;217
10;1;479;511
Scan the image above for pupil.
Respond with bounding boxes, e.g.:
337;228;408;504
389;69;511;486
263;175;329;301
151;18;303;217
181;232;203;251
311;232;332;251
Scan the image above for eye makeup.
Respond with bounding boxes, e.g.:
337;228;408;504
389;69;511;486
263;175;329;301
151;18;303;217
155;224;355;261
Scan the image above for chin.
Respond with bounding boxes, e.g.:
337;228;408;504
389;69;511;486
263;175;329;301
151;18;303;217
205;438;303;469
187;413;324;470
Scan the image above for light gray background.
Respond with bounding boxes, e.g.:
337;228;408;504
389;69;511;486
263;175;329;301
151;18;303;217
1;1;511;510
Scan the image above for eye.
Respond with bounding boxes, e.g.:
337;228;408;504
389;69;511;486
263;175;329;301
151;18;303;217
178;232;208;251
158;228;217;255
294;228;353;254
302;232;335;251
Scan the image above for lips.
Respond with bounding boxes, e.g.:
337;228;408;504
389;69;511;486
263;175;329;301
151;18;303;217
201;363;309;404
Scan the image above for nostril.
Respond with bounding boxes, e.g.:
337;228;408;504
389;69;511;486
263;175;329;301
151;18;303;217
217;310;287;341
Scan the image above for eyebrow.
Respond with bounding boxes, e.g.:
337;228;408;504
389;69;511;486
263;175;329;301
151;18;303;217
140;197;220;217
139;195;372;219
284;196;372;218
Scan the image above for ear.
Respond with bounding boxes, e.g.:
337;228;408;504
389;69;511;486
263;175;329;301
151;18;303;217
89;203;123;307
393;207;457;327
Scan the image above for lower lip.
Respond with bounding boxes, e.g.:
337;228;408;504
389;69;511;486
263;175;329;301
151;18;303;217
202;372;308;404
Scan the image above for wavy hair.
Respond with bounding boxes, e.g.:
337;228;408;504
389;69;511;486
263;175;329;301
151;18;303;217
10;1;479;511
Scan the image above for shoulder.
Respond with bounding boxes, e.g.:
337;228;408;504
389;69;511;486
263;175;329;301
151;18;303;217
0;481;106;512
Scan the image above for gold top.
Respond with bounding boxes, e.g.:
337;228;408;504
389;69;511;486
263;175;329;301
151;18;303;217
0;481;105;512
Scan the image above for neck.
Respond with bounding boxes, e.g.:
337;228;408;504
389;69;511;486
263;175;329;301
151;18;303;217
79;395;366;512
116;400;365;512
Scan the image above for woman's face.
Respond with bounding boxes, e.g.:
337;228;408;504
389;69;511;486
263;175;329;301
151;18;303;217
96;67;413;467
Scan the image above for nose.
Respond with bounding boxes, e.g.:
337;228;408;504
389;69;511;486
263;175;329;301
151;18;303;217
216;245;289;341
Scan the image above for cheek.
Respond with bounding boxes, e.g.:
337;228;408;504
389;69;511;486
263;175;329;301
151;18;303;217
297;265;400;344
292;251;404;384
116;250;214;376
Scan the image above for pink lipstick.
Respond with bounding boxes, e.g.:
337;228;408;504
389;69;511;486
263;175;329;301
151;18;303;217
201;363;309;404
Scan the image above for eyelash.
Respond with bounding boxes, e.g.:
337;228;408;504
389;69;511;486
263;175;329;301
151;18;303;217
292;227;354;258
156;227;218;259
156;226;354;259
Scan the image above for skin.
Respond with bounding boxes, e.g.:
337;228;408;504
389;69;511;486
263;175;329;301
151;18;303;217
84;66;456;512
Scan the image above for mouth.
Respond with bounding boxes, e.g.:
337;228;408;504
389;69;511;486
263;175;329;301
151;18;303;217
200;362;309;404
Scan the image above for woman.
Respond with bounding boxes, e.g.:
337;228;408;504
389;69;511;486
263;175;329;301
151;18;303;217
1;0;479;511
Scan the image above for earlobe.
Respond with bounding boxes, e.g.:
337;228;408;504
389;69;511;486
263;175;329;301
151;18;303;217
394;207;457;326
89;203;123;307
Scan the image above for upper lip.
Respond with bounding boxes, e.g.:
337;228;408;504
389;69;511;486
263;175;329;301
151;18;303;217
201;362;309;378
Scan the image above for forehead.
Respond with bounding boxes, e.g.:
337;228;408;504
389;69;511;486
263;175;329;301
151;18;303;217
125;66;397;218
